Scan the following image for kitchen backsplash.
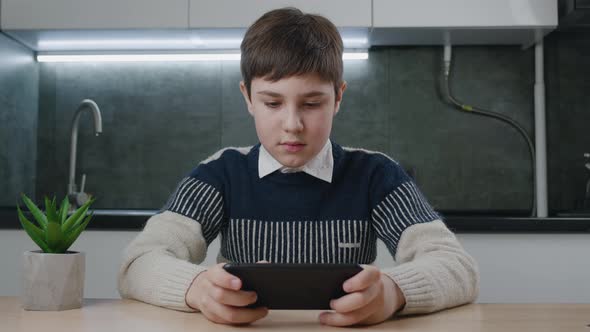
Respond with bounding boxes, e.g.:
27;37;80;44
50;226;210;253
0;34;39;207
1;30;589;213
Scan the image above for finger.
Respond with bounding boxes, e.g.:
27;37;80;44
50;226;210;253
201;307;230;325
319;301;375;327
199;294;230;324
330;282;381;313
208;284;258;307
342;265;381;293
208;263;242;290
206;295;268;324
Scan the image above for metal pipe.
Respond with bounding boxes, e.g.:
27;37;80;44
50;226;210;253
534;41;548;217
442;44;537;216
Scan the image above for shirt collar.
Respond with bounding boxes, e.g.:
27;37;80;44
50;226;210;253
258;139;333;183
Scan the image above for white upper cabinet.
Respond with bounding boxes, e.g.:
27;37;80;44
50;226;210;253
1;0;189;30
189;0;372;28
373;0;557;28
371;0;558;46
0;0;558;50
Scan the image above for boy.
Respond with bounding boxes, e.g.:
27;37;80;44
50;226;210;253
118;7;479;327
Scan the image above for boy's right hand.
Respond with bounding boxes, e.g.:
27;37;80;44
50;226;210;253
185;263;268;325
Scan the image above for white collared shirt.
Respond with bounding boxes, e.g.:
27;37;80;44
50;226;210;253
258;139;334;183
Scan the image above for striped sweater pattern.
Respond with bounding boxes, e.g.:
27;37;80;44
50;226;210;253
162;142;440;264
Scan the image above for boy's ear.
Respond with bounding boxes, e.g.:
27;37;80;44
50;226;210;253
333;81;347;116
239;81;255;116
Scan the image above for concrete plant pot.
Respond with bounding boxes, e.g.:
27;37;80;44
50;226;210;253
22;250;85;311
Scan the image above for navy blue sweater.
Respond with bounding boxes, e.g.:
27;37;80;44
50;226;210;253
162;142;439;264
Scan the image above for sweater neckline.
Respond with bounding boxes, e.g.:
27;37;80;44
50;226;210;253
247;142;343;185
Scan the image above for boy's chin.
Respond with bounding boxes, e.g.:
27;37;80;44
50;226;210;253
276;155;309;168
281;160;308;168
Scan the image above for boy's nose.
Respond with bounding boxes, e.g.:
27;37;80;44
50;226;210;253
283;109;304;132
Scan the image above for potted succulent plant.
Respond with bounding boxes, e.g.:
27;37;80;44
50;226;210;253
17;193;95;311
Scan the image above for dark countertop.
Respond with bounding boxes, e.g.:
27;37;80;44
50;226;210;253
1;208;590;233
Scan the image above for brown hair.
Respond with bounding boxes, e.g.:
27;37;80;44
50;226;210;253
240;7;343;99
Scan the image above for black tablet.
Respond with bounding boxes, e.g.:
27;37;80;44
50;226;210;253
223;263;363;310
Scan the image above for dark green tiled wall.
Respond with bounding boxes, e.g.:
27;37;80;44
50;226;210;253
0;34;38;206
37;62;223;208
28;31;590;213
545;30;590;213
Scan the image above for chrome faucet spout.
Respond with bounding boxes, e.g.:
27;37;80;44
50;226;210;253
68;99;102;206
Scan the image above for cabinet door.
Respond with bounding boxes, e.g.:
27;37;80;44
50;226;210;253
189;0;371;28
373;0;557;28
1;0;189;30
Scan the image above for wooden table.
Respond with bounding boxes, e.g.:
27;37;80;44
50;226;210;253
1;297;589;332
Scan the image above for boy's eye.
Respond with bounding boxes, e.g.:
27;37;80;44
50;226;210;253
263;101;322;109
265;102;281;108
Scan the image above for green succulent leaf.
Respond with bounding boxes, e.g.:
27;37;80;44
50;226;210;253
58;197;70;224
20;194;47;230
17;205;51;253
45;222;64;251
18;194;95;253
58;214;92;253
61;198;94;232
65;212;93;236
44;196;59;224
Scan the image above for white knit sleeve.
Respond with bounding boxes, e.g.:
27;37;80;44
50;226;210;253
381;220;480;315
117;211;209;312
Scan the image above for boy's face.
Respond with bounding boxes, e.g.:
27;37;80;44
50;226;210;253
240;74;347;168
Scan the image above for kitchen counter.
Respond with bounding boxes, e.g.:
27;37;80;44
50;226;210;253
1;208;590;232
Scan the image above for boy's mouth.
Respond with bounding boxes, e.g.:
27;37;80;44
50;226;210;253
280;142;306;153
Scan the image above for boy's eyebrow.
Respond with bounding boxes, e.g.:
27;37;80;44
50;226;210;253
300;91;327;98
257;90;327;98
257;91;282;97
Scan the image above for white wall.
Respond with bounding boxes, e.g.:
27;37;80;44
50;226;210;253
1;230;589;303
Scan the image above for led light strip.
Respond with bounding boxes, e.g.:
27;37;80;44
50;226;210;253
36;53;241;62
343;52;369;60
36;52;368;62
37;37;368;49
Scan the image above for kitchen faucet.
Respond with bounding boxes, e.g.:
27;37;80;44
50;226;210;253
68;99;102;210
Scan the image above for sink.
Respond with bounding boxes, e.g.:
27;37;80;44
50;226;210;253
89;209;158;216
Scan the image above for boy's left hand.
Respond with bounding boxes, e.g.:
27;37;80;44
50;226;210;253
319;265;405;326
